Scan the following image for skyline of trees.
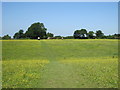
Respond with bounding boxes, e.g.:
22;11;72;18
2;31;119;40
1;22;120;39
73;29;105;39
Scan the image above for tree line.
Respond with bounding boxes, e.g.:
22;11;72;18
1;22;120;39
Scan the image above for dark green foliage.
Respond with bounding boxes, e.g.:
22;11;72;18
47;32;54;37
13;33;19;39
54;36;62;39
13;30;25;39
2;34;11;39
105;34;120;39
88;31;95;39
11;22;119;40
25;22;47;39
73;29;88;39
80;29;87;37
95;30;104;39
113;34;120;39
73;30;80;39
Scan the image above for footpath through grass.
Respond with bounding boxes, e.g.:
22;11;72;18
2;39;118;88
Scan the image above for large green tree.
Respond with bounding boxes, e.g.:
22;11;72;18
95;30;104;38
73;29;87;39
80;29;87;37
73;30;81;39
25;22;47;39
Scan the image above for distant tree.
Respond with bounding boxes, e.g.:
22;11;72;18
25;22;47;39
106;35;114;39
73;30;81;39
105;34;120;39
47;32;54;37
13;29;25;39
73;29;88;39
54;36;62;39
19;30;24;37
113;34;120;39
88;31;95;39
95;30;104;39
102;35;107;39
13;32;19;39
2;34;11;39
80;29;87;37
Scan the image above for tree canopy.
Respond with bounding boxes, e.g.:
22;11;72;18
13;30;25;39
47;32;54;37
2;34;11;39
73;29;87;39
25;22;47;39
88;31;95;39
5;22;119;39
95;30;104;39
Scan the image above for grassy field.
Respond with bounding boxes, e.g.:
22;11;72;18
2;39;118;88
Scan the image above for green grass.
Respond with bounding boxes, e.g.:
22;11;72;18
2;39;118;88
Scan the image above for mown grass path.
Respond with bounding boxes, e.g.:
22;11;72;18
39;41;83;88
37;40;118;88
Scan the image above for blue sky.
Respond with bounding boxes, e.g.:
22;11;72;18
2;2;118;37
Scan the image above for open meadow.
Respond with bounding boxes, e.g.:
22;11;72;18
2;39;118;88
